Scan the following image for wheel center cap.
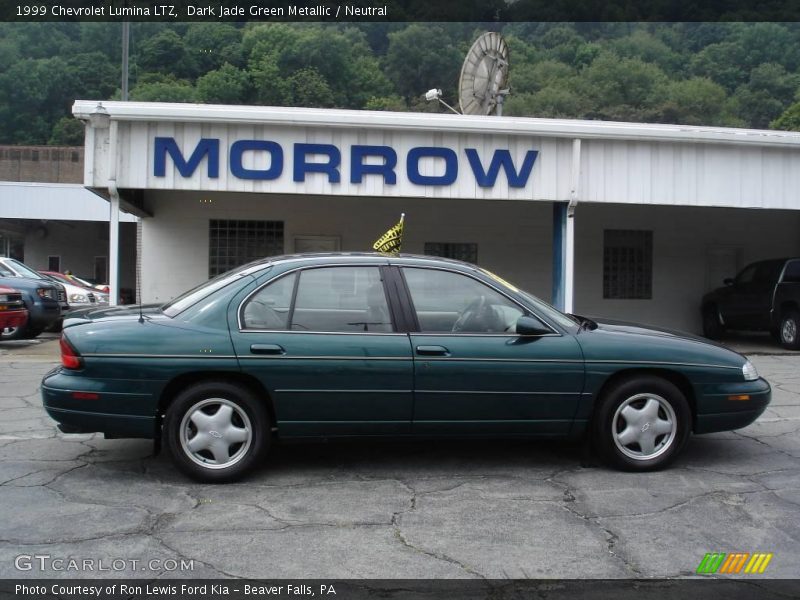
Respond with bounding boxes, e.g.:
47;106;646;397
641;422;651;433
209;430;222;438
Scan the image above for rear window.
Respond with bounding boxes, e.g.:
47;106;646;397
162;262;271;317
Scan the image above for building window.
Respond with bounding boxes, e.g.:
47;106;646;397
424;242;478;264
47;256;61;272
209;219;284;277
603;230;653;299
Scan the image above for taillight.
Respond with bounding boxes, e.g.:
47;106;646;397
60;336;83;370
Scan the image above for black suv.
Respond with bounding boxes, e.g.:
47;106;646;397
701;258;800;349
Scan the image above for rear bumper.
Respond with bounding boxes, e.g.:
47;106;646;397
41;368;157;439
0;309;28;330
695;377;771;434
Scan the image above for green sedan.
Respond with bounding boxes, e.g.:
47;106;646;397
41;254;770;482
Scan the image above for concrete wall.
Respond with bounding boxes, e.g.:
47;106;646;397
140;191;800;333
0;146;83;184
140;191;554;305
573;204;800;332
23;220;137;289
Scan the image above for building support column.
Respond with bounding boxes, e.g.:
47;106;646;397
107;119;120;307
552;139;580;314
108;187;120;307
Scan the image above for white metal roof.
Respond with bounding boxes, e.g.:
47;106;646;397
73;99;800;149
0;182;137;222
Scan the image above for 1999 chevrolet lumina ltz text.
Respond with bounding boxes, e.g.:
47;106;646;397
41;253;770;482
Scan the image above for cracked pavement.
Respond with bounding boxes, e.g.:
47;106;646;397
0;337;798;579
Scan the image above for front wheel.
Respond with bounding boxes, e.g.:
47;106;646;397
164;381;270;482
779;310;800;350
592;376;691;471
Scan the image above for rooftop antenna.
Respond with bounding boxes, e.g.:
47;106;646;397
458;32;510;116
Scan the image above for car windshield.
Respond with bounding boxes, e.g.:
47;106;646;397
479;268;578;330
69;274;97;288
2;259;44;279
161;261;272;317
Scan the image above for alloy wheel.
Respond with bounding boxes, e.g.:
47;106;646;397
611;393;677;461
179;398;252;469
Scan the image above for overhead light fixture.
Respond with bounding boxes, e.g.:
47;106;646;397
89;102;110;129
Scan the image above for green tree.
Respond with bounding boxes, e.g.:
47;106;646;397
135;29;195;79
49;117;85;146
383;24;463;101
129;76;196;103
771;101;800;131
284;67;334;107
196;63;251;104
184;23;244;75
653;77;729;125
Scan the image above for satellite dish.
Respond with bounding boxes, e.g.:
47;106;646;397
458;32;510;116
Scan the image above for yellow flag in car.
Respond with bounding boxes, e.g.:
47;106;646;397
373;214;404;254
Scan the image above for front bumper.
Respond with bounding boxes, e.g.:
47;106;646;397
694;377;771;434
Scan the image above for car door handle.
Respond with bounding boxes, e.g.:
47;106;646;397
416;345;450;356
250;344;285;355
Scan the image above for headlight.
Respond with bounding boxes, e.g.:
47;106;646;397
36;288;55;299
0;294;8;302
742;361;759;381
69;293;89;303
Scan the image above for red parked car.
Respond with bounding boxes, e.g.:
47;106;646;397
0;285;29;336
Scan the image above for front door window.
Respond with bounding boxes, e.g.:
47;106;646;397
402;267;524;333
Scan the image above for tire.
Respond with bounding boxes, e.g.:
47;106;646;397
701;305;724;340
1;324;34;340
778;310;800;350
164;381;270;482
592;376;691;472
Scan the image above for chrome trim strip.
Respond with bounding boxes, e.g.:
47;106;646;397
274;389;412;394
416;390;578;395
419;357;584;363
410;332;561;338
239;329;406;337
585;359;739;370
238;355;412;361
83;354;239;359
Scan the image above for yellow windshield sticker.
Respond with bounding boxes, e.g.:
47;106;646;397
481;269;520;293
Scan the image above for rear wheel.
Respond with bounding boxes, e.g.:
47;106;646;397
164;381;270;482
702;305;724;340
592;376;691;471
779;310;800;350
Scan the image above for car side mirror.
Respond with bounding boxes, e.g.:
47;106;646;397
516;315;552;336
723;278;734;286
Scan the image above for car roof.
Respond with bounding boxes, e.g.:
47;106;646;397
252;252;480;271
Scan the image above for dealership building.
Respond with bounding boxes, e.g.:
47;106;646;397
72;100;800;332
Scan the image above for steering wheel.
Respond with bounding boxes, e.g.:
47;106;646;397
451;295;487;332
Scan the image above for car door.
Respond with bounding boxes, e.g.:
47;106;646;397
723;262;782;329
397;266;585;435
230;264;414;436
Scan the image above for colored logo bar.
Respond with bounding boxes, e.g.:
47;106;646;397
697;552;773;574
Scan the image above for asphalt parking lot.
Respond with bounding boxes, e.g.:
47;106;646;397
0;334;798;579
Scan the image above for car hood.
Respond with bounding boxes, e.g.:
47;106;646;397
575;315;746;369
586;316;720;345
